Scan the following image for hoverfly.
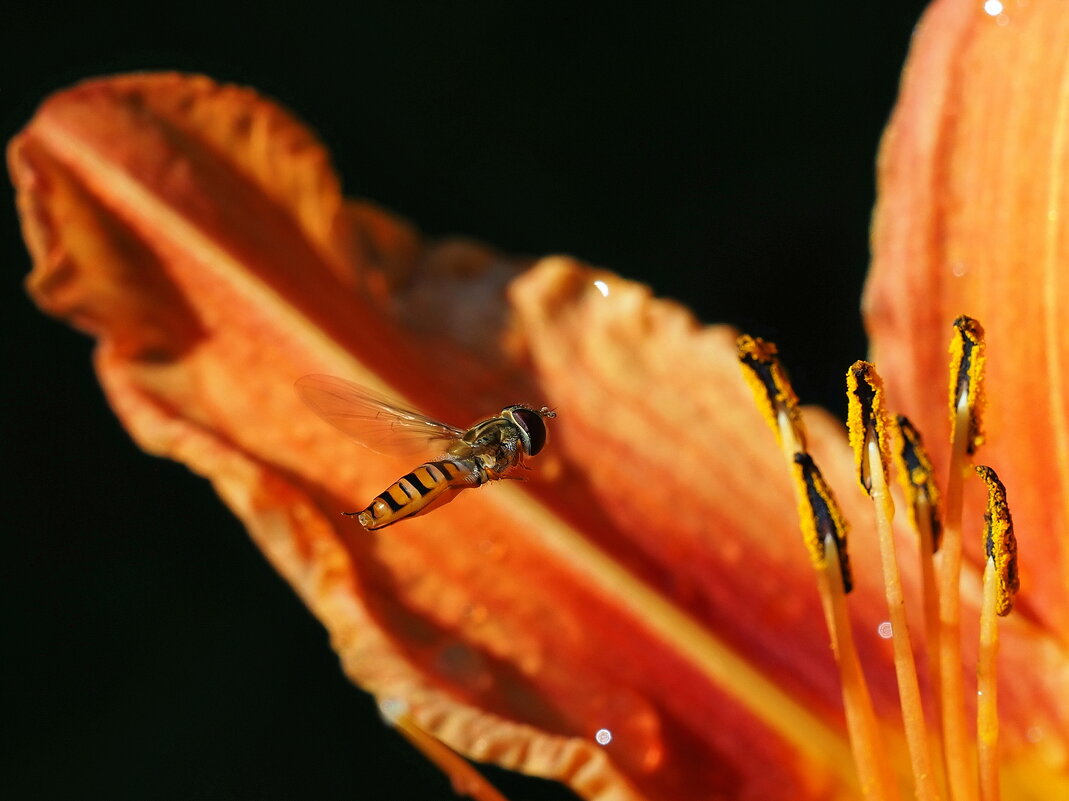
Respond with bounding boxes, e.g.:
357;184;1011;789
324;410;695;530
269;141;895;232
294;374;556;530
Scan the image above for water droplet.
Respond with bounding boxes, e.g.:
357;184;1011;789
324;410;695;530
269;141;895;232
951;261;968;277
593;279;610;297
877;621;893;639
984;0;1003;16
1026;725;1044;743
583;690;664;773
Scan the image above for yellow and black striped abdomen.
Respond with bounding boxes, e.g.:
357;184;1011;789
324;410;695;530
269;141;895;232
355;460;477;530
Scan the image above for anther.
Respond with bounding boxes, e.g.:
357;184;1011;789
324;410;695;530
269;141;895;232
847;362;939;801
846;361;892;496
938;316;987;801
737;335;806;455
948;316;986;455
974;465;1020;616
892;415;943;551
792;453;853;593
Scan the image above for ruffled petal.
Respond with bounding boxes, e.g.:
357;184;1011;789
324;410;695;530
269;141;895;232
11;65;1068;799
9;73;872;800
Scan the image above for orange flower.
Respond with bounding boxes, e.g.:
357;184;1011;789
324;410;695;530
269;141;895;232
8;2;1068;799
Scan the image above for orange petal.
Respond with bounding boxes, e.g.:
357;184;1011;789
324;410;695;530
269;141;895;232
8;73;861;800
867;0;1069;640
10;70;1065;798
866;0;1069;777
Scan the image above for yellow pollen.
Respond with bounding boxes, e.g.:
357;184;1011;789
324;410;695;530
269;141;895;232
974;465;1020;616
891;415;943;551
736;335;806;454
738;319;1038;800
791;453;854;593
948;316;987;455
846;361;892;495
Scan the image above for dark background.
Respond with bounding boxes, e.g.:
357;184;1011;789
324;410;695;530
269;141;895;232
3;3;929;799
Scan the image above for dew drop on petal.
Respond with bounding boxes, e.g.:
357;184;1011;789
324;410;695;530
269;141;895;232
877;621;893;639
584;690;664;772
1026;725;1044;743
593;279;610;297
984;0;1003;15
951;261;968;278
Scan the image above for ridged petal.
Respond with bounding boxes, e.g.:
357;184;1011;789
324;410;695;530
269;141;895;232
10;63;1068;799
868;0;1069;637
866;0;1069;780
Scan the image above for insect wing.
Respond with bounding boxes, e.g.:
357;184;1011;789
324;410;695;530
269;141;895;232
294;374;465;457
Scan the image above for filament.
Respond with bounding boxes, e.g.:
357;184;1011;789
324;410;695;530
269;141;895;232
866;437;940;801
937;394;977;801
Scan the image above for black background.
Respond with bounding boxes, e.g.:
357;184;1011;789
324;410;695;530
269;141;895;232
3;3;929;799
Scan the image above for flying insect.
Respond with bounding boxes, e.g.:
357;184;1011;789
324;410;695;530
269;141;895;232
295;374;556;530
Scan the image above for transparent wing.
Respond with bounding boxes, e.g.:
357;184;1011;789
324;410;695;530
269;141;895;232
294;374;465;457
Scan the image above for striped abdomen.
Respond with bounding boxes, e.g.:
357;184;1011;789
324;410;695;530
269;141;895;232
354;460;480;530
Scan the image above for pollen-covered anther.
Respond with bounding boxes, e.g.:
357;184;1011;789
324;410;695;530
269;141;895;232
975;465;1020;616
845;361;892;496
892;415;943;551
736;335;807;454
847;363;939;801
791;453;853;593
949;315;987;455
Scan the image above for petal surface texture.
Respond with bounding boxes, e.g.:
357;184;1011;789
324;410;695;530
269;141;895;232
869;0;1069;634
10;52;1068;801
867;0;1069;785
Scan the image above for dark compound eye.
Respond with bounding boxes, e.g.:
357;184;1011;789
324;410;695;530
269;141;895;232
512;408;548;455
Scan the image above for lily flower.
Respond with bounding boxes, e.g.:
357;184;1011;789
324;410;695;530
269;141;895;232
9;1;1068;799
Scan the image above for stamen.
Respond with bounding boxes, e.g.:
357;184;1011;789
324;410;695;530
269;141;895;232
974;465;1018;801
736;335;807;456
948;316;987;456
793;454;897;801
974;466;1020;617
737;337;894;798
792;453;854;594
846;362;893;495
892;415;943;552
846;361;940;801
891;415;947;795
939;317;987;801
378;699;512;801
